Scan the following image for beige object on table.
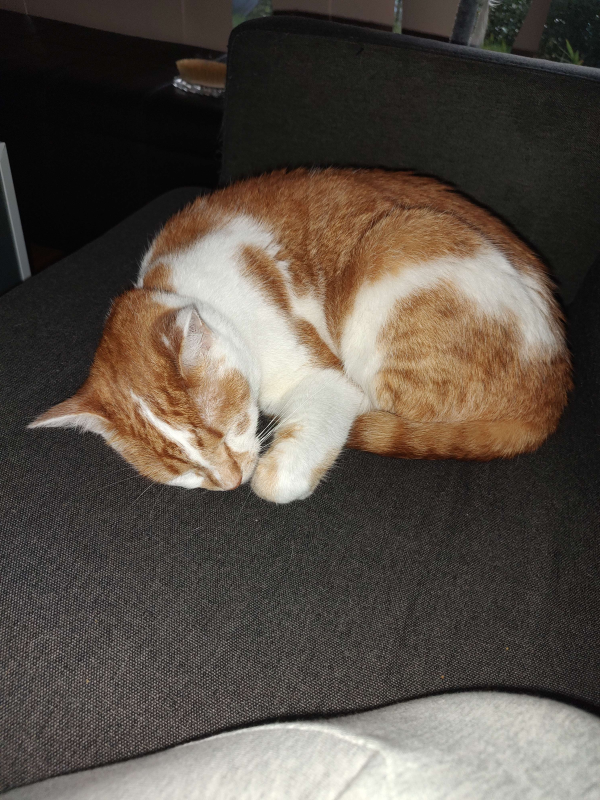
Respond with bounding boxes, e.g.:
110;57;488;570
176;59;227;89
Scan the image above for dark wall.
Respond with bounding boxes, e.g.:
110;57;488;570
0;10;223;253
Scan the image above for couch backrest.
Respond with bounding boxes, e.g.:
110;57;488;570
222;16;600;303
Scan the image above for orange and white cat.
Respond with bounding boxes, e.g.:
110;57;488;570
30;169;572;503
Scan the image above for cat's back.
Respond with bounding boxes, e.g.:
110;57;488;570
144;168;549;286
182;169;552;294
146;168;454;265
214;170;561;345
139;169;412;313
141;169;564;357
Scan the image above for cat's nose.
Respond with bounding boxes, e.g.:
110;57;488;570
220;473;242;490
218;460;243;490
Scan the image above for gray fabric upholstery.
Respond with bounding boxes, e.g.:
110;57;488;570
1;190;599;793
222;17;600;302
2;17;599;796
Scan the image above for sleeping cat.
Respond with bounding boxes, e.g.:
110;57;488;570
30;169;572;503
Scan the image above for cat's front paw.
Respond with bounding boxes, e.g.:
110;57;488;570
250;447;314;504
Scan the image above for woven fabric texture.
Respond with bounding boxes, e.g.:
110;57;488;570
1;188;599;792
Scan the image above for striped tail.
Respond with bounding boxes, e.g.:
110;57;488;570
346;412;554;461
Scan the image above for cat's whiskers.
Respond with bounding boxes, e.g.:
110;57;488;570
258;414;288;444
131;480;155;506
257;378;334;447
257;414;285;444
80;474;143;496
257;386;317;442
257;395;299;439
257;417;280;444
148;484;166;522
231;484;253;528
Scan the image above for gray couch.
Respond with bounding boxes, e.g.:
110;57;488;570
1;16;599;793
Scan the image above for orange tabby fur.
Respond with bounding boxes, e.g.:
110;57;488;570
145;169;570;461
31;169;572;500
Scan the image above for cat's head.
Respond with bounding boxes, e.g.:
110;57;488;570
29;289;260;490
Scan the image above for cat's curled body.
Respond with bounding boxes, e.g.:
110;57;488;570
31;169;572;503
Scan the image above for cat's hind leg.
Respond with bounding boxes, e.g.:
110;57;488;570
251;369;366;503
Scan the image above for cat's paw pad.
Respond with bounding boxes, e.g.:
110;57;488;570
250;449;313;504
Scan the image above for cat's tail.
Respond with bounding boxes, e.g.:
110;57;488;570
346;412;555;461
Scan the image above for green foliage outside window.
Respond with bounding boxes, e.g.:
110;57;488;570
540;0;600;67
485;0;600;68
486;0;531;49
232;0;273;29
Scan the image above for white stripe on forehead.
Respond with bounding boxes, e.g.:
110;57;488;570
131;392;213;472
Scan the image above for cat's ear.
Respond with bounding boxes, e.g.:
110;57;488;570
174;306;213;373
28;393;108;435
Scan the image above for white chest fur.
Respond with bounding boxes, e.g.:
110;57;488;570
142;215;317;411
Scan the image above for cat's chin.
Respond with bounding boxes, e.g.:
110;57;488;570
168;472;207;489
168;465;254;491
